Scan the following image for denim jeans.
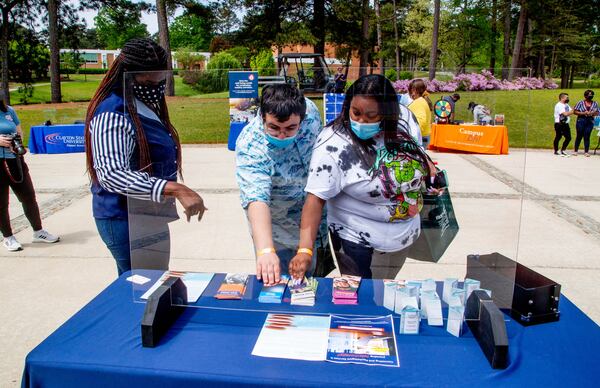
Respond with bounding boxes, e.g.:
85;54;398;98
95;218;131;276
574;118;594;153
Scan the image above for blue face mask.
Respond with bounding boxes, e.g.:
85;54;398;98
350;119;382;140
265;129;297;148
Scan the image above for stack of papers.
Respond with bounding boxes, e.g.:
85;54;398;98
289;277;319;306
140;271;214;303
420;290;443;326
383;280;405;311
258;275;289;304
332;275;361;305
214;273;249;299
252;314;331;361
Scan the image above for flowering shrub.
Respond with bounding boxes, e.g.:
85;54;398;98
392;70;558;93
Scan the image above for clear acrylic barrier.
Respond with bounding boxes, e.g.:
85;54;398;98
124;68;532;336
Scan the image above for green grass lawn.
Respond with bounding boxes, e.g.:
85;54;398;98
11;82;598;148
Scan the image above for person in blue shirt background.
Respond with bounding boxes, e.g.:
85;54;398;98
235;84;327;285
84;38;206;276
0;91;59;251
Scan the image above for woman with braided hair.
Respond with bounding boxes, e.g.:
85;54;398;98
289;74;440;280
85;38;206;276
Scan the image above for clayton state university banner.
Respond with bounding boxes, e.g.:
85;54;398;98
227;71;259;151
28;124;85;154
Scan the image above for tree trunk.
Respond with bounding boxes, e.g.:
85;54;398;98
568;65;575;88
429;0;440;80
490;0;498;75
393;0;400;78
549;43;556;77
313;0;325;54
156;0;174;96
537;45;545;79
375;0;383;74
525;17;533;73
508;1;527;80
1;8;10;104
560;62;568;89
501;0;511;80
48;0;62;103
358;0;370;76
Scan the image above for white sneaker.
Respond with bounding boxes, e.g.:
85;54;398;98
561;151;570;157
3;236;23;251
32;229;60;244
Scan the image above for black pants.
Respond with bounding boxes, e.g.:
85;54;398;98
553;123;571;152
0;158;42;237
574;118;594;153
330;230;374;278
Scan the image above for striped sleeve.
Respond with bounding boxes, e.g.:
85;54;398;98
90;111;167;202
574;101;585;112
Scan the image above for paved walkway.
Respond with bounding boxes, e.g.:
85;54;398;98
1;146;599;386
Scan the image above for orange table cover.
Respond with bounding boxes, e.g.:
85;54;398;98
429;124;509;155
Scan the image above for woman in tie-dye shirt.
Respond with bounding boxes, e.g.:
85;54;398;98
235;84;327;286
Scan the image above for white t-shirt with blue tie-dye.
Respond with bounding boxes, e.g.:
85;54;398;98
235;97;327;250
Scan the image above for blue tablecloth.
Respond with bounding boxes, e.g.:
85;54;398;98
28;124;85;154
22;272;599;387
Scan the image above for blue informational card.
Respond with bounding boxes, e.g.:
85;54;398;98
258;275;289;304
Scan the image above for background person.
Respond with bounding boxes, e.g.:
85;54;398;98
553;92;573;156
289;75;438;280
573;89;599;157
236;84;327;286
408;79;433;149
442;93;461;122
0;91;59;251
468;101;492;125
334;66;347;93
85;38;206;276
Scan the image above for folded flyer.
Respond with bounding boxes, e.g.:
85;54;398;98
215;273;249;299
327;315;399;367
259;275;289;303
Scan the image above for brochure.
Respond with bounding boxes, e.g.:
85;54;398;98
215;273;249;299
289;277;318;306
259;275;289;304
181;272;214;303
332;275;361;299
252;314;331;361
383;280;403;311
140;271;214;303
327;315;399;367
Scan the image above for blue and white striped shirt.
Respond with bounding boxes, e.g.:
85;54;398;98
574;100;599;117
89;99;168;203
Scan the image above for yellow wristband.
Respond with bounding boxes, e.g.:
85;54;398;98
297;248;313;256
257;247;276;257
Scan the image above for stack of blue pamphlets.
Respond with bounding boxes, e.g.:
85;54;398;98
259;275;289;303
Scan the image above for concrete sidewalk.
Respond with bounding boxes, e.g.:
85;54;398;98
1;145;599;386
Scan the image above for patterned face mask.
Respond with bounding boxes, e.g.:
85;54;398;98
133;80;166;109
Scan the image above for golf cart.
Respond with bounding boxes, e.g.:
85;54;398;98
277;53;335;94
